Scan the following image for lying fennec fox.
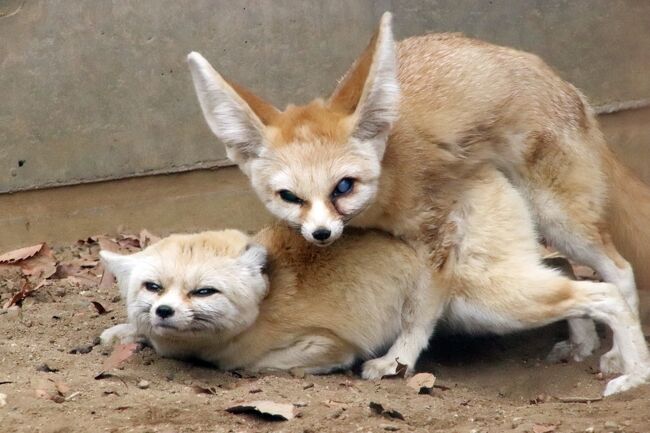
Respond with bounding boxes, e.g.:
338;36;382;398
187;13;650;383
100;224;650;395
100;225;435;375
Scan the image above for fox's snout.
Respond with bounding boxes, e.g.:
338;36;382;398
299;200;345;246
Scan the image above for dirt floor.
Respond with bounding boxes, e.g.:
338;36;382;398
1;234;649;433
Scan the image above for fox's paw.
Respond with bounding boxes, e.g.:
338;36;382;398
603;368;650;396
546;337;600;363
600;349;624;375
100;323;137;346
361;356;411;380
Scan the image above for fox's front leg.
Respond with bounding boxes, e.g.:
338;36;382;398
362;271;443;379
100;323;140;346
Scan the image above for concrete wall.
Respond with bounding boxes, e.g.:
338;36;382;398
2;0;649;193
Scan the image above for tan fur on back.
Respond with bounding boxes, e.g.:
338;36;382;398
215;224;428;369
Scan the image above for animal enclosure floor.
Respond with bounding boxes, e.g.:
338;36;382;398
0;236;649;433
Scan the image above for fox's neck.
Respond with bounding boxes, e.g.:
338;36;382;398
351;123;476;242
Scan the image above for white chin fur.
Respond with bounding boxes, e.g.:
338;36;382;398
300;221;344;245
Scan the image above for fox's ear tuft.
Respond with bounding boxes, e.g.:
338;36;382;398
239;242;268;274
187;52;280;168
328;12;399;155
99;250;137;285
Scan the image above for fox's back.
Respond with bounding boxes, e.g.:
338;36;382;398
395;33;592;148
254;225;428;352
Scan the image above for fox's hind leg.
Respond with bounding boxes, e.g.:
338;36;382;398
543;223;636;372
457;269;650;395
449;234;650;395
449;168;648;393
513;130;638;363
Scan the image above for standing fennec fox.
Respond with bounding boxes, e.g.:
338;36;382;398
187;12;650;377
100;224;649;395
99;226;437;375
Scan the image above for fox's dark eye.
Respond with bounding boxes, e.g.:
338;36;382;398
278;189;303;205
192;287;220;297
332;178;355;198
144;281;162;293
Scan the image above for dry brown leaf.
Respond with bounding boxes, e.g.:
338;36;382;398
0;244;44;264
407;372;436;394
53;380;70;396
98;237;121;254
532;424;557;433
117;235;140;250
191;384;218;395
101;343;140;371
98;268;116;290
381;359;408;379
139;229;161;248
19;244;57;279
226;400;296;421
3;279;32;309
90;301;110;315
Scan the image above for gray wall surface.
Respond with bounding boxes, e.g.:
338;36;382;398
2;0;649;193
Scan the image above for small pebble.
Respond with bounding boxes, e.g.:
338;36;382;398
137;380;150;389
69;344;94;354
0;393;6;407
53;287;66;297
381;424;400;431
585;427;595;433
36;363;59;373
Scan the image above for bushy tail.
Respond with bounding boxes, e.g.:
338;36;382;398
606;151;650;292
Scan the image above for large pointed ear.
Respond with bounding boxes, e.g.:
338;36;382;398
328;12;400;151
238;242;268;274
187;52;280;167
100;250;138;297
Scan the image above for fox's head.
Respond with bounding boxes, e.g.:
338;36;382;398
100;231;268;339
187;13;399;246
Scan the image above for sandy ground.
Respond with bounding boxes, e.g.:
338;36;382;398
1;237;649;433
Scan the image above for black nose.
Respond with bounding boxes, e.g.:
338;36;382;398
155;305;174;319
312;228;331;241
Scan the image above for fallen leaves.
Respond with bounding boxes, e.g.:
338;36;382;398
0;229;160;313
0;243;45;263
34;378;74;404
226;400;296;421
3;279;34;309
101;343;141;372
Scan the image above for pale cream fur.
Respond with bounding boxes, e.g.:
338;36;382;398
187;13;650;394
101;218;650;395
100;225;439;376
